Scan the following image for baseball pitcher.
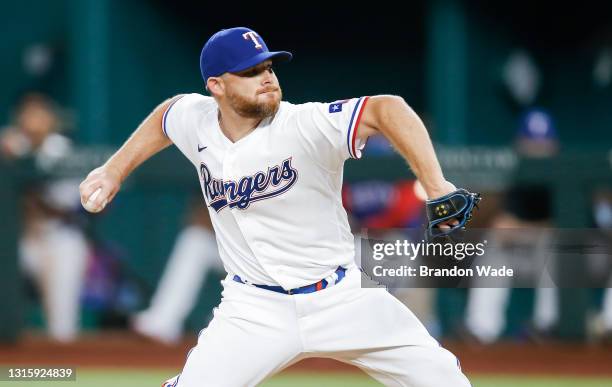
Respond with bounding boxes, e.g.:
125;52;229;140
80;27;475;387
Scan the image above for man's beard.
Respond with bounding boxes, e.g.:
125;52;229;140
227;88;282;119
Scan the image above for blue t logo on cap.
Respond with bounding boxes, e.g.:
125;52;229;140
200;27;293;84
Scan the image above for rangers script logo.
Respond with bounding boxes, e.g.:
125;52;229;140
200;157;299;212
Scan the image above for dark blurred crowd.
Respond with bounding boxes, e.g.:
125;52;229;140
1;92;87;342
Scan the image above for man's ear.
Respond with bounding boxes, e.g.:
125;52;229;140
207;77;224;97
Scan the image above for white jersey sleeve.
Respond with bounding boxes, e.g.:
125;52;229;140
162;93;215;166
293;96;370;170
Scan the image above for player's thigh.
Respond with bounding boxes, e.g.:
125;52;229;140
314;285;470;386
175;287;302;387
305;285;437;352
344;344;470;387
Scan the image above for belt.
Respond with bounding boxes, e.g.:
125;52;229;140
233;266;346;295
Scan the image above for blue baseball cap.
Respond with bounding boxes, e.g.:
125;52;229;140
200;27;292;83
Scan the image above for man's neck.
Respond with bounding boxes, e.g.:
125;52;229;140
218;107;263;143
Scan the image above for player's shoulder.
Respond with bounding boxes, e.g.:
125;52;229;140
280;100;328;118
164;93;217;138
284;100;323;111
281;98;361;123
289;98;358;111
175;93;217;113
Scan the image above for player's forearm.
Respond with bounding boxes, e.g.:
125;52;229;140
104;98;174;182
80;98;177;213
373;96;451;198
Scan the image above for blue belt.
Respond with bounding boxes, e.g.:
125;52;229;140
233;266;346;295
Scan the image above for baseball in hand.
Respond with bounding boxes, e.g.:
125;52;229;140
83;188;108;213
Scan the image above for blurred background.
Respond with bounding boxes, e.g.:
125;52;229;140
0;0;611;386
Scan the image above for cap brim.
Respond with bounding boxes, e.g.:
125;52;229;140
227;51;293;74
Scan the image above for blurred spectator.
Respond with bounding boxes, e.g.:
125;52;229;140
502;49;541;107
592;25;612;91
361;133;395;157
464;108;560;344
515;108;559;158
591;192;612;342
593;46;612;89
0;92;89;342
342;178;439;334
1;92;71;163
131;198;223;345
343;178;426;231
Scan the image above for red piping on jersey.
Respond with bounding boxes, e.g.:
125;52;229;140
351;96;370;158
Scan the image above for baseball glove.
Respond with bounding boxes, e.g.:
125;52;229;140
425;188;481;240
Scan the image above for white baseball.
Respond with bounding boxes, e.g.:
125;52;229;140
84;187;108;213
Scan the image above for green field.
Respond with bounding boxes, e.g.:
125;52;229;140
1;369;611;386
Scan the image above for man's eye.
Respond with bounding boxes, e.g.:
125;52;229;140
245;69;261;77
239;64;273;77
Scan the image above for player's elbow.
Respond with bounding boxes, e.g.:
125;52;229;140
368;95;412;128
372;94;406;106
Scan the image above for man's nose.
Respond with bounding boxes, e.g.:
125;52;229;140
261;69;273;84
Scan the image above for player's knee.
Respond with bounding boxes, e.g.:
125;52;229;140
161;374;179;387
429;351;471;387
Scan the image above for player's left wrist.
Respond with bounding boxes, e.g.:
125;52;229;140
425;180;456;200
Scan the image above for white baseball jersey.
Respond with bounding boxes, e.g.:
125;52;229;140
162;93;370;289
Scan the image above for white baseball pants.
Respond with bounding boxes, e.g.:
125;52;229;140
164;266;470;387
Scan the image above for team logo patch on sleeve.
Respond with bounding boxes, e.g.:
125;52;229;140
329;99;349;113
